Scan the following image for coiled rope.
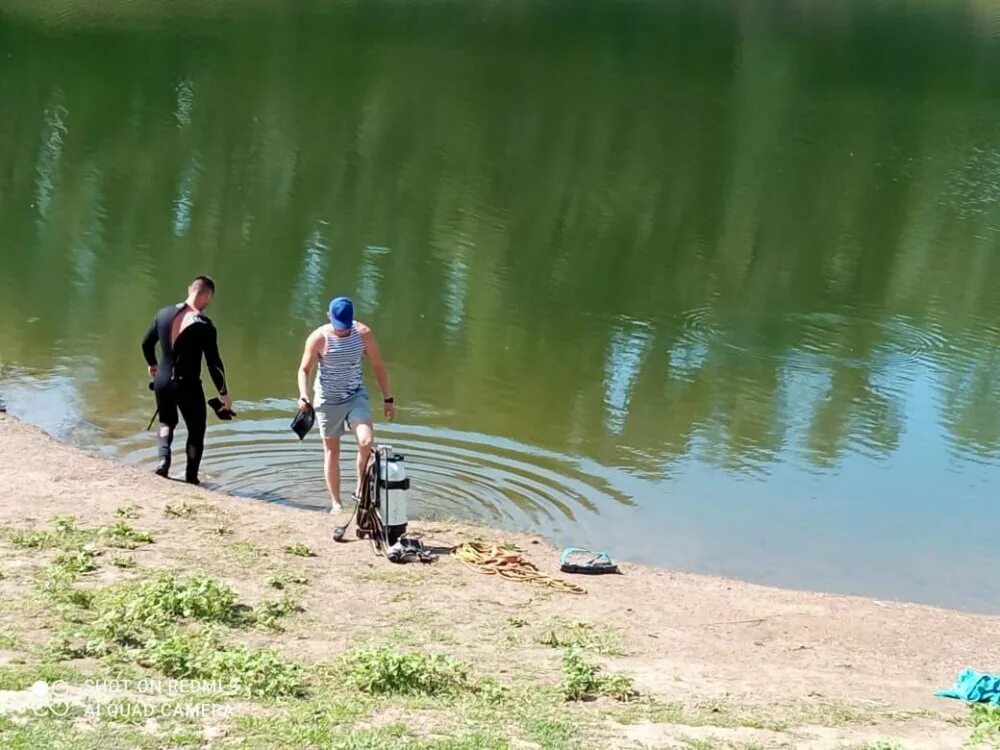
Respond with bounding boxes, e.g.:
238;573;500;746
452;540;586;595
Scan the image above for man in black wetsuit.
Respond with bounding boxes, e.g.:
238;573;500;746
141;276;232;485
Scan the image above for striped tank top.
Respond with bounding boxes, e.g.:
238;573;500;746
315;324;365;405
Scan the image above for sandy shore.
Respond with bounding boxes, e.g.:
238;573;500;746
0;413;997;749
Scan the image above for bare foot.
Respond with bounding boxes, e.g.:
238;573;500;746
329;501;344;515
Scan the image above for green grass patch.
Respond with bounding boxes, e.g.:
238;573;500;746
694;699;790;732
677;738;717;750
266;572;309;590
7;517;153;558
230;539;268;564
9;517;79;549
9;529;56;549
94;698;158;726
537;619;625;655
255;596;303;631
0;629;21;649
232;697;372;744
52;546;100;575
164;501;198;518
44;627;93;661
29;567;304;700
0;712;206;749
0;663;85;690
139;626;303;699
51;516;77;534
115;506;138;519
426;733;511;750
559;647;635;702
284;543;316;558
969;704;1000;748
9;516;89;551
612;699;790;733
111;554;136;569
36;567;93;609
90;572;245;647
359;568;422;585
521;714;577;749
342;647;471;697
98;522;153;549
228;722;426;750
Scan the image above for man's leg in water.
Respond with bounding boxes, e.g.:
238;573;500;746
154;386;179;477
353;422;374;498
177;385;207;485
323;437;343;512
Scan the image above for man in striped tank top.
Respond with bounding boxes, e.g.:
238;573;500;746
296;297;395;513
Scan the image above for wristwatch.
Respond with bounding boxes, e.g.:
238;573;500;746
383;397;394;404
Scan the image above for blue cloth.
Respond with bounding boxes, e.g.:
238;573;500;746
560;547;613;566
936;669;1000;705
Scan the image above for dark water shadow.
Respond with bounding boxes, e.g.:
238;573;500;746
228;488;310;507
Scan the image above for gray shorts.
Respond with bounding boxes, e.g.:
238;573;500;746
315;388;373;439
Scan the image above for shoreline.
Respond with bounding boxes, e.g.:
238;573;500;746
7;390;993;617
1;412;998;748
2;407;990;617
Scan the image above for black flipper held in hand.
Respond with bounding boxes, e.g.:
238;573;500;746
207;397;236;421
291;404;315;440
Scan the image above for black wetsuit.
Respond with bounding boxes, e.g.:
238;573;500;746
141;303;228;483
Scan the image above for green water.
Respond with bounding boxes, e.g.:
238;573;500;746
2;0;999;611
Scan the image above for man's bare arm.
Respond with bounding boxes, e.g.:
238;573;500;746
359;324;394;420
297;330;324;407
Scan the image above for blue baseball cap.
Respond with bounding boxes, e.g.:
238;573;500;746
329;297;354;330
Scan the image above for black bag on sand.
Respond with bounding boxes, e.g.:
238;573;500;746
291;405;315;440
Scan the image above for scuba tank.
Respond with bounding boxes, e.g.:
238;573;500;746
334;444;412;553
377;447;409;547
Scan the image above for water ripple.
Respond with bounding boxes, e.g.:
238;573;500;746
118;407;636;531
673;308;950;373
